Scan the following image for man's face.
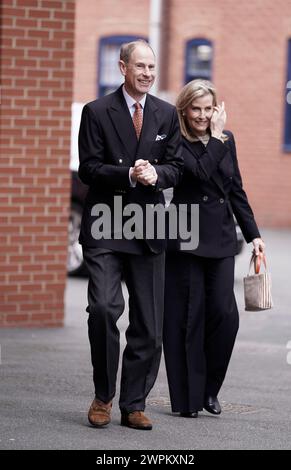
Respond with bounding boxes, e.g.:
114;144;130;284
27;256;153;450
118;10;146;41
119;44;156;100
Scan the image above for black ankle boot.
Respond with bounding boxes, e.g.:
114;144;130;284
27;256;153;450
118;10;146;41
204;396;221;415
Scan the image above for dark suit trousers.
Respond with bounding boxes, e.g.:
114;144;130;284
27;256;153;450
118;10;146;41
163;253;239;412
82;246;165;413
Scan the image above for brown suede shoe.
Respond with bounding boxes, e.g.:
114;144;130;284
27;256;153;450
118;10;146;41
88;398;112;427
121;411;152;430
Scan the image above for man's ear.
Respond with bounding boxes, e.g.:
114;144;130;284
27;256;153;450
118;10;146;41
119;60;127;76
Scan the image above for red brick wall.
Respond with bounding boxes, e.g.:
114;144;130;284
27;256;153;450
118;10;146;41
0;0;75;326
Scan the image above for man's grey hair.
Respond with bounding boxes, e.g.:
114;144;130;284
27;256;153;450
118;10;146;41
120;39;155;64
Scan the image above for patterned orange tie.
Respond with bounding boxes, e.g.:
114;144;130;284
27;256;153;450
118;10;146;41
132;102;143;139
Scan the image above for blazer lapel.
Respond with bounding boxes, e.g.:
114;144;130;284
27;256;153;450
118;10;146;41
184;139;226;194
218;147;234;178
108;87;138;162
211;170;225;194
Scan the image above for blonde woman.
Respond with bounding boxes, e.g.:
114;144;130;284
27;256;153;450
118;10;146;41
163;79;265;418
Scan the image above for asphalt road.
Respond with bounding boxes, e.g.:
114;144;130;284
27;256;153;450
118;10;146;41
0;228;291;450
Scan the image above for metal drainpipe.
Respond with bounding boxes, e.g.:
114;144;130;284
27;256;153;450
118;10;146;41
149;0;163;96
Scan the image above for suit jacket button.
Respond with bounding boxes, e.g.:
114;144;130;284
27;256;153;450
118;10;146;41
219;198;224;204
154;158;158;163
203;195;208;202
119;158;123;164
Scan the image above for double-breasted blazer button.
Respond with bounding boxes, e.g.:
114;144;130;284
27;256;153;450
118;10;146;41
219;198;224;204
202;195;208;202
118;158;123;164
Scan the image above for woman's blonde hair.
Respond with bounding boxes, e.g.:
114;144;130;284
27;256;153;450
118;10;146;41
176;79;228;142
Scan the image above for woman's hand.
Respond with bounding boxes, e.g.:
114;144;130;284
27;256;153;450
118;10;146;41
210;102;226;139
252;237;266;255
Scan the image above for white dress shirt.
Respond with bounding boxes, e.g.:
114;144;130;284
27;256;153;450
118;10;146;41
122;85;146;117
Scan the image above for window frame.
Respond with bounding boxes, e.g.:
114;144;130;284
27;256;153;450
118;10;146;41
184;38;213;84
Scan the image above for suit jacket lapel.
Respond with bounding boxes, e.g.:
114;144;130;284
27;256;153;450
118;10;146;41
136;94;159;158
108;87;138;162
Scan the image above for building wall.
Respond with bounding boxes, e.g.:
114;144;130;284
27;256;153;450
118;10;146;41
73;0;291;227
168;0;291;226
0;0;75;326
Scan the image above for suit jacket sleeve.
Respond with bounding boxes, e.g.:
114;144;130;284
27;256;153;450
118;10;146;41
153;109;183;190
78;105;130;189
182;137;228;180
228;132;261;242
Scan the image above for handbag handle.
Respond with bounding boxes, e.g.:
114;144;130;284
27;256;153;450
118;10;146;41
249;252;267;275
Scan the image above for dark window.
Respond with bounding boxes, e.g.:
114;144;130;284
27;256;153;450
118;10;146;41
98;35;147;97
284;39;291;151
185;38;213;83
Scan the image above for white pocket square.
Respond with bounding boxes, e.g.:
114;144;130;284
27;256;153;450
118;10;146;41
155;134;167;141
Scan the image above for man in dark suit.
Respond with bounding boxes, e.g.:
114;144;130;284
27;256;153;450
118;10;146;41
78;40;183;430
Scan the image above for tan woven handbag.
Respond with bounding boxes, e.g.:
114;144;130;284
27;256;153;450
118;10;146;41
243;253;273;311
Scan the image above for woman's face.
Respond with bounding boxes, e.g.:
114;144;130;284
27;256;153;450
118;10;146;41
184;93;214;136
